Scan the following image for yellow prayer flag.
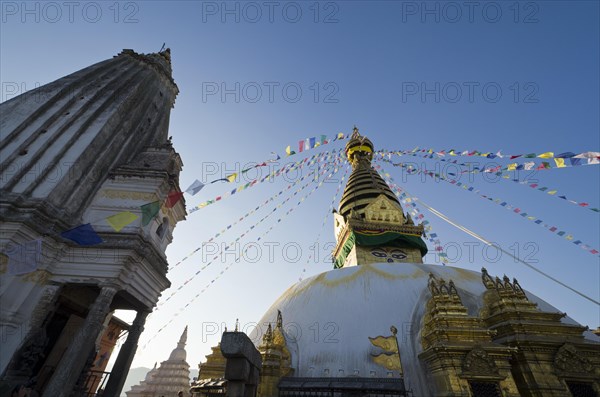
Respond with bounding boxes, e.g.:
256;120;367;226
507;163;517;171
554;158;566;168
106;211;139;232
337;132;344;139
371;353;402;371
547;190;557;195
537;152;554;159
565;235;574;241
226;173;237;183
369;335;398;353
285;145;292;155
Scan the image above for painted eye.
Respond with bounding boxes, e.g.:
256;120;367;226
371;250;387;258
390;250;407;260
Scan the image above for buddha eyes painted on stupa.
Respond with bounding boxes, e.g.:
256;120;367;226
370;248;407;262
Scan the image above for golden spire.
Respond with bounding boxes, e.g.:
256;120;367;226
339;127;399;219
332;127;428;268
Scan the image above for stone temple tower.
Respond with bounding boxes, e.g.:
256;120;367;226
0;49;186;396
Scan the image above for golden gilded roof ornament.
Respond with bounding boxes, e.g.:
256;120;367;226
262;323;273;345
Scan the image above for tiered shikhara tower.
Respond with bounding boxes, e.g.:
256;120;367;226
193;132;599;397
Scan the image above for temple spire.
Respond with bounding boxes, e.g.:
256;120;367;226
178;326;188;348
332;127;428;268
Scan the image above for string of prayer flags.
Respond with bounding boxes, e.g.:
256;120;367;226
162;158;343;302
185;179;205;195
274;132;349;160
298;162;351;281
145;159;345;345
381;150;599;213
379;158;599;256
61;223;103;246
170;152;343;271
190;150;342;214
388;147;600;163
141;201;161;226
106;211;139;232
374;164;449;264
5;239;41;275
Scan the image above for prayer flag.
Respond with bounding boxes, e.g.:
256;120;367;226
141;201;161;226
5;240;41;275
524;162;535;170
166;191;185;207
226;173;237;183
556;152;575;158
298;140;304;152
569;158;583;166
185;180;205;195
524;153;536;158
106;211;139;232
537;152;554;159
554;158;566;168
574;152;600;161
507;163;517;171
61;224;103;245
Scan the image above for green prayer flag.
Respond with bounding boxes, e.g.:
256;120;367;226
141;201;160;226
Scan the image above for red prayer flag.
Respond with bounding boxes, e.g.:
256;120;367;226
166;191;184;208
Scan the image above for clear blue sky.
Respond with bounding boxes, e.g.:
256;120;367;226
2;1;598;370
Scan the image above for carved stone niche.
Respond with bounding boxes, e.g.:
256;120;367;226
461;346;502;380
554;343;593;375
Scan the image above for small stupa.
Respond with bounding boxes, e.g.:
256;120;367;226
126;327;190;396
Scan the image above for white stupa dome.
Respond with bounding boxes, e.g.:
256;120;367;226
249;262;598;396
